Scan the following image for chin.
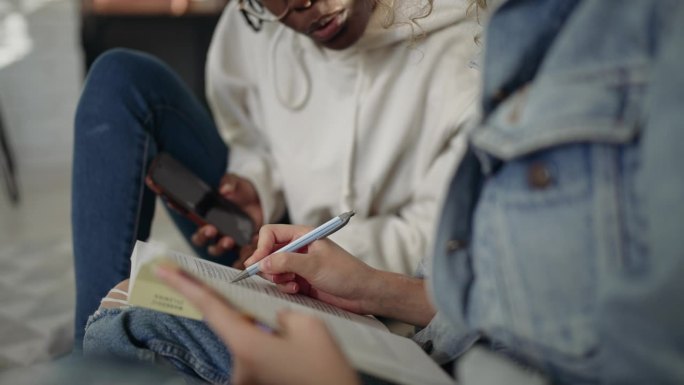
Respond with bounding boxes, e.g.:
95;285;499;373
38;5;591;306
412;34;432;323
321;27;364;50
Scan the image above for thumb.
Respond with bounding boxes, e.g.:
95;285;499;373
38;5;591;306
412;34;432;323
219;176;238;197
244;224;312;267
277;310;327;338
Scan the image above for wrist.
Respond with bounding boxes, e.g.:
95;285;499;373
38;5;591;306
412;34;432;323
359;270;435;327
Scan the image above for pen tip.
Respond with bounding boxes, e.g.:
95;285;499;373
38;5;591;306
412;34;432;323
231;272;247;283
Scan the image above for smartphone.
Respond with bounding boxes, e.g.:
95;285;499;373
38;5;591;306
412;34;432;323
147;153;254;246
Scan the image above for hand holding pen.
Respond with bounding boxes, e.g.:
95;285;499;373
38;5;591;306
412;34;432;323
239;219;381;314
231;211;355;283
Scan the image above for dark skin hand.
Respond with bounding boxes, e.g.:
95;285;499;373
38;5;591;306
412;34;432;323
146;173;263;268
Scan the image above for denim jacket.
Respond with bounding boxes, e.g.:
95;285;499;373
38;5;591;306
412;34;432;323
420;1;684;384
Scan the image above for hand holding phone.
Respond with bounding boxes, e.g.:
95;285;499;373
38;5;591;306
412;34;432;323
192;174;263;263
147;153;257;248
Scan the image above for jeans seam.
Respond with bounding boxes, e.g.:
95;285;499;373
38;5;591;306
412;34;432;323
127;131;151;262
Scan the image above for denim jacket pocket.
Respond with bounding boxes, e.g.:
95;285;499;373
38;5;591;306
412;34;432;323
466;67;646;368
469;145;602;365
472;64;647;161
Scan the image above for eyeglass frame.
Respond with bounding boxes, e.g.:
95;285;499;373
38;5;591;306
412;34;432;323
238;0;290;31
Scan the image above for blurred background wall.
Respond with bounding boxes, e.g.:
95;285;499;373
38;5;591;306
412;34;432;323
0;0;225;368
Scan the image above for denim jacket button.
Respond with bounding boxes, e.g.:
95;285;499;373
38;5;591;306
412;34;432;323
446;239;466;253
527;162;553;189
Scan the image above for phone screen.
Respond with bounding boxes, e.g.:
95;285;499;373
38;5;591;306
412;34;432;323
148;153;254;246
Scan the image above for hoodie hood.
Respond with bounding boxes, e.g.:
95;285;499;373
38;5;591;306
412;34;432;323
288;0;474;57
270;0;475;109
354;0;473;51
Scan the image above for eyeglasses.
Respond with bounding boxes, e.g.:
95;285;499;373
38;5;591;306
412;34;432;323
239;0;290;31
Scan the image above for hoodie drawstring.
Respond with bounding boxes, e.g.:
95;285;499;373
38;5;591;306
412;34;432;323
269;27;311;110
340;57;365;212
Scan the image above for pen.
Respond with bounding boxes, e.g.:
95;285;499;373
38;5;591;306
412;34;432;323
231;211;355;283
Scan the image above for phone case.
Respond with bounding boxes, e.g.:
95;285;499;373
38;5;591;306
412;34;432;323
147;153;254;246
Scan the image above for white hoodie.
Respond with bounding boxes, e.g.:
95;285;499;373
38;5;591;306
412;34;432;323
206;0;480;274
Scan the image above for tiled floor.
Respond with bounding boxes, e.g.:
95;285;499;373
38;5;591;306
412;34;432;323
0;0;186;368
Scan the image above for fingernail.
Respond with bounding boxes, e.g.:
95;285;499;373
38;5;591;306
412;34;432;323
204;228;215;237
259;258;271;271
222;238;231;248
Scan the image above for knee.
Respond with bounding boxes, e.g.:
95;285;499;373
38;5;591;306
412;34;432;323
76;49;141;122
78;48;170;106
74;48;171;134
83;308;156;361
84;308;232;382
86;48;164;86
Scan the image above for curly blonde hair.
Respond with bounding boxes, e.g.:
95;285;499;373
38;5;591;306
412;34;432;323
467;0;487;19
374;0;434;42
374;0;486;45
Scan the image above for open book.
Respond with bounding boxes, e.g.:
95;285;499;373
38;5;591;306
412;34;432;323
127;241;454;385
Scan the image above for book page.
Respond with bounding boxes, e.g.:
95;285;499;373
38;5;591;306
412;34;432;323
328;318;455;385
128;241;453;385
129;241;387;331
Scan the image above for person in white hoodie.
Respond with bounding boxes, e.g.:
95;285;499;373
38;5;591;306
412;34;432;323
197;0;481;276
73;0;480;357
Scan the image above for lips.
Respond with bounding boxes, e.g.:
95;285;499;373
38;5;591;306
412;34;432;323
307;10;347;42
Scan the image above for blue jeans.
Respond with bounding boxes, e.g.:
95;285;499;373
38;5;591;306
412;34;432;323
84;307;394;384
72;49;235;345
84;308;233;384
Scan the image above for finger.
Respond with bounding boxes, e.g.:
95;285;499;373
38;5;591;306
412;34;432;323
243;241;288;268
260;224;313;247
276;281;299;294
220;236;236;250
192;225;217;247
295;275;312;295
271;272;296;284
219;175;238;198
220;174;259;208
208;236;235;256
244;225;312;266
220;174;256;208
207;245;220;256
277;310;327;338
